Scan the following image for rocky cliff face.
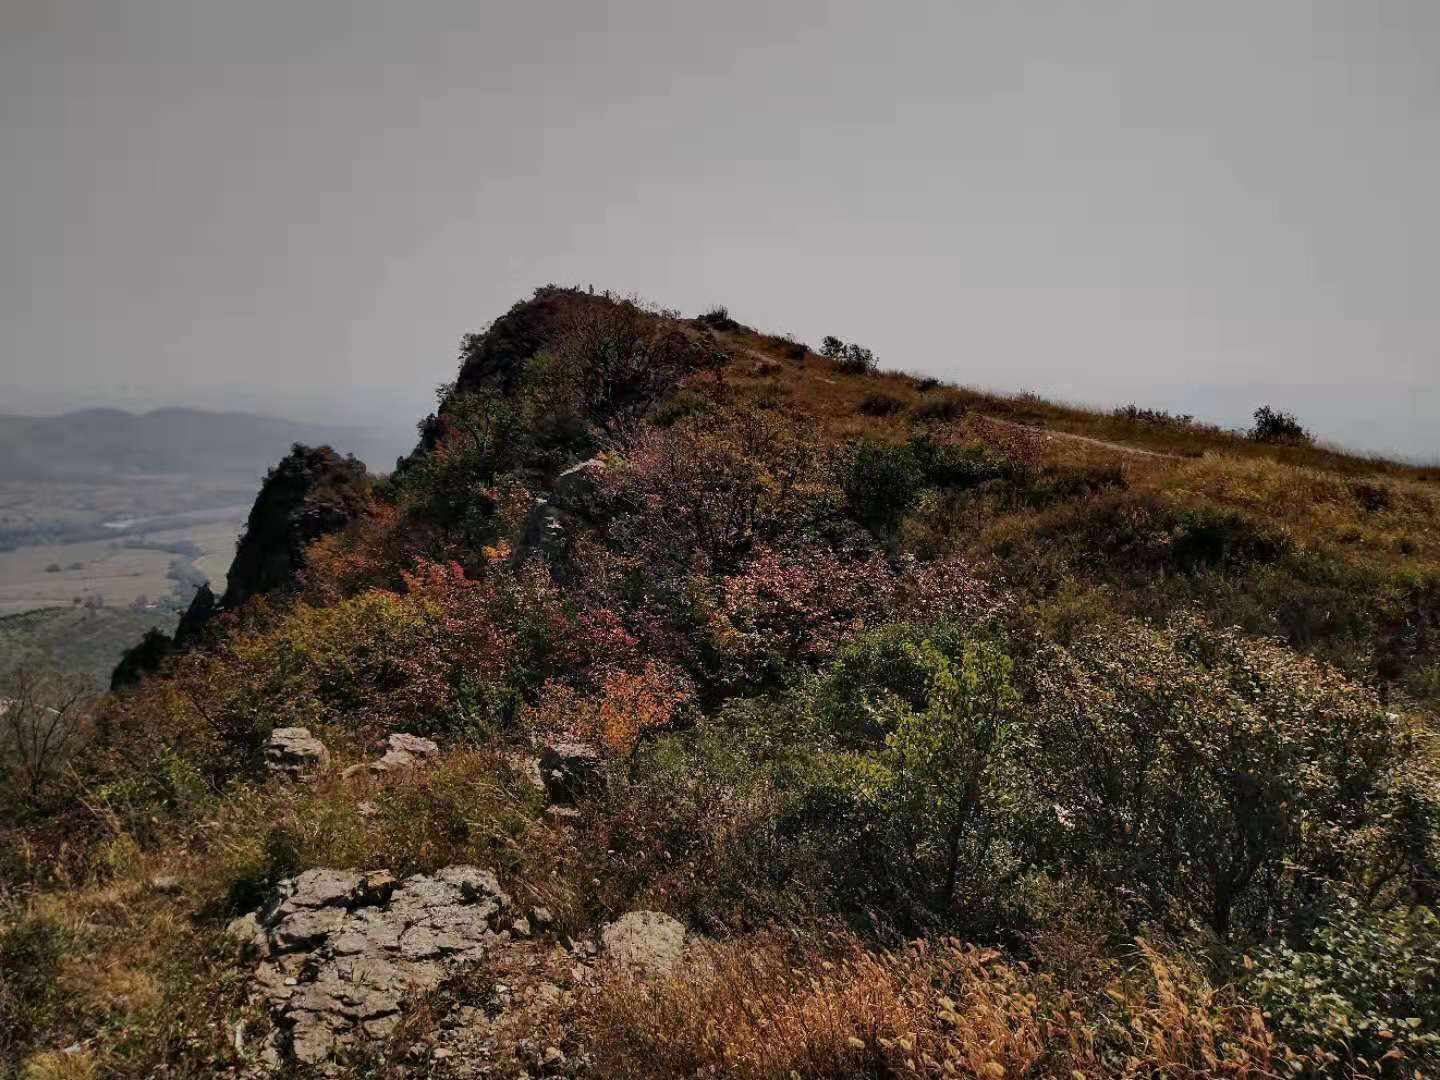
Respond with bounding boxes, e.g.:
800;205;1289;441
219;443;371;612
111;444;371;688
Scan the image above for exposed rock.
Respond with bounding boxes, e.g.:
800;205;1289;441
114;447;371;691
507;752;545;793
221;445;371;613
371;732;441;772
551;457;607;508
545;805;582;825
599;911;685;976
513;458;610;569
225;911;265;951
149;874;182;894
515;499;569;567
263;727;330;780
172;581;218;649
538;740;602;804
238;865;511;1068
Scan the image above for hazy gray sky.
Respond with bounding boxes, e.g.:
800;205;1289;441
3;1;1437;457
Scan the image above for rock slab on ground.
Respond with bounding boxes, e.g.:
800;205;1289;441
263;727;330;780
599;910;685;976
539;740;602;804
231;865;511;1068
374;732;442;771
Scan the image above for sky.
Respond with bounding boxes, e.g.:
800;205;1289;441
2;0;1437;459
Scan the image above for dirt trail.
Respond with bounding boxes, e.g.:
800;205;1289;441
726;334;1179;463
983;416;1179;460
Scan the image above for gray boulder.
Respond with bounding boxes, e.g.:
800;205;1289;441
263;727;330;781
600;910;685;976
539;740;603;804
513;457;609;569
551;457;607;511
371;732;441;772
237;865;511;1068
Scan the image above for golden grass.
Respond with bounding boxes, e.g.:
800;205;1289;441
578;932;1294;1080
722;325;1439;484
1160;453;1440;567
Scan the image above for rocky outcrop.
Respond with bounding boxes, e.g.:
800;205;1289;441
263;727;330;781
230;866;513;1068
538;740;603;805
374;732;441;771
221;445;371;612
599;911;686;976
514;457;609;568
405;287;722;473
111;445;371;691
342;733;443;779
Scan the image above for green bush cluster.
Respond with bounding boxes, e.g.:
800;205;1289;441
1246;896;1440;1071
820;335;878;375
0;912;73;1058
1250;404;1312;445
842;434;1003;533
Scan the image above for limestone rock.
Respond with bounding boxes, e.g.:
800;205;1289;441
512;458;608;570
551;457;607;512
546;805;582;825
371;732;442;772
388;732;441;759
263;727;329;781
539;740;602;804
238;865;511;1068
600;911;685;976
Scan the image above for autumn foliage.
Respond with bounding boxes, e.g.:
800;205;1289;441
4;287;1438;1078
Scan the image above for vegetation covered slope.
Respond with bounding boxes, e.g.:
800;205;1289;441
2;287;1437;1078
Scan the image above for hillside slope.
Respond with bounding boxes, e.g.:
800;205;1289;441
2;288;1437;1078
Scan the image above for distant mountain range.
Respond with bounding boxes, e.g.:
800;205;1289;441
0;407;414;480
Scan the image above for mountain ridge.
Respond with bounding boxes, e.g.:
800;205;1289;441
3;286;1438;1078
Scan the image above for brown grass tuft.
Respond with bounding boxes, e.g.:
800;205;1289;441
577;932;1293;1079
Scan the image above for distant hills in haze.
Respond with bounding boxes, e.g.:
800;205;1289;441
0;406;415;481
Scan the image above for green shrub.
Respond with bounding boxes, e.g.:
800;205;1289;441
821;336;878;375
866;636;1022;906
841;435;1001;533
1246;896;1440;1072
651;389;712;428
857;391;904;417
394;389;521;547
842;440;925;532
1171;507;1289;571
1112;404;1194;428
776;626;1036;922
0;912;74;1060
912;393;966;423
813;622;974;747
1250;404;1312;445
1030;616;1421;936
695;305;739;332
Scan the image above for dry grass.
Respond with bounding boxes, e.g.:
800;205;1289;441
721;326;1439;484
0;742;591;1077
1160;453;1440;567
578;932;1294;1079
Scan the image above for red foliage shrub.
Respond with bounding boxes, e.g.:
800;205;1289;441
599;406;836;572
704;546;897;685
